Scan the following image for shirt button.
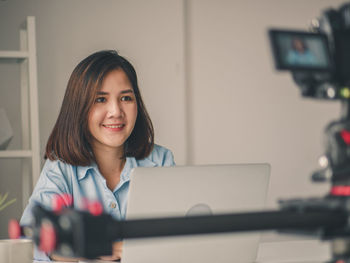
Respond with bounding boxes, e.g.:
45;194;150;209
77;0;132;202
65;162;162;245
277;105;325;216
110;202;117;209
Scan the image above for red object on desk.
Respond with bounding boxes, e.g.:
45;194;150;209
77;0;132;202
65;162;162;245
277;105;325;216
340;129;350;145
88;200;103;216
330;186;350;196
39;222;56;253
52;193;73;212
8;219;21;239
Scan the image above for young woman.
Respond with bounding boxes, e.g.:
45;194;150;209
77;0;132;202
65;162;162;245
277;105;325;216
20;50;175;261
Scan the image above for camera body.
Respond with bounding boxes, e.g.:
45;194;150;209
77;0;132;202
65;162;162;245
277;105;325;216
269;2;350;100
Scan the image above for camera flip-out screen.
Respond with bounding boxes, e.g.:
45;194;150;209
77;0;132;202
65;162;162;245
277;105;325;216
269;29;333;71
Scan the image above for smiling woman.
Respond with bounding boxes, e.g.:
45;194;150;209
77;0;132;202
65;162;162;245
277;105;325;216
19;50;175;262
46;50;155;165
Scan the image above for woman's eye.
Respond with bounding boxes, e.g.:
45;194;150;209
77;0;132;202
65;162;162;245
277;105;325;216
95;97;106;103
121;96;133;102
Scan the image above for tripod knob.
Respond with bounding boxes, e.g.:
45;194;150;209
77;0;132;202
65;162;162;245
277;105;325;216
312;155;332;182
312;168;332;182
39;220;57;253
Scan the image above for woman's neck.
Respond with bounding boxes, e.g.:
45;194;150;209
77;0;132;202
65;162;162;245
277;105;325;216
93;145;126;191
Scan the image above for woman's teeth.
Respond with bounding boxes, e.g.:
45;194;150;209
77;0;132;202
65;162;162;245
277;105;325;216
103;124;124;128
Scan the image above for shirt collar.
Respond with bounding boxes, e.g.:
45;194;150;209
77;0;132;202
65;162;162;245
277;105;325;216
77;162;99;181
120;156;157;183
120;157;135;182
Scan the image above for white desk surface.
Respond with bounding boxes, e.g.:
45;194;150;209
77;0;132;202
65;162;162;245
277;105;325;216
34;260;121;263
256;239;330;263
33;239;330;263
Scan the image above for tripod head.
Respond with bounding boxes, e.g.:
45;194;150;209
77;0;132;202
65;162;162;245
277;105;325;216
312;100;350;186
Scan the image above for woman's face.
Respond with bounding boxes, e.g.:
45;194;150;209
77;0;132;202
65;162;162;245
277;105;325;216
293;39;305;52
88;69;138;153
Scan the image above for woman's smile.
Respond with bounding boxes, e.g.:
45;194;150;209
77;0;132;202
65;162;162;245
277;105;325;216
102;123;125;131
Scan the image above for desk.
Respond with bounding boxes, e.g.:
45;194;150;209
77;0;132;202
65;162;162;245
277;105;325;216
34;261;113;263
256;239;331;263
33;239;331;263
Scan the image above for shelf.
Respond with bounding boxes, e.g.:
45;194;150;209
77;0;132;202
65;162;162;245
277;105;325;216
0;16;40;210
0;150;32;158
0;51;29;61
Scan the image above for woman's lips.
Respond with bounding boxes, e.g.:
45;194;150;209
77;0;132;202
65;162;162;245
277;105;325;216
102;124;125;131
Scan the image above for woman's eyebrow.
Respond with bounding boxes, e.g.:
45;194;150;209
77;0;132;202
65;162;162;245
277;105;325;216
97;91;108;95
96;89;134;95
120;89;134;94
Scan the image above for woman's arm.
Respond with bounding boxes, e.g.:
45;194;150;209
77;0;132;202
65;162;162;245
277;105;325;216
50;242;122;261
50;254;83;262
99;241;123;261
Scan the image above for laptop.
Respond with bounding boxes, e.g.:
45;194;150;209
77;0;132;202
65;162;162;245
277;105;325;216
122;163;270;263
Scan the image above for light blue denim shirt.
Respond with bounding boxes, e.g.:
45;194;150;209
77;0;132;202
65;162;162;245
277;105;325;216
20;144;175;261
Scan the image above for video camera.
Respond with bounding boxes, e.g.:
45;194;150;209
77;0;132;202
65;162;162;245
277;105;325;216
269;2;350;100
270;2;350;186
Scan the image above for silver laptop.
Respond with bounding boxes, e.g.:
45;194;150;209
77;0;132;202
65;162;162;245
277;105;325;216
122;163;270;263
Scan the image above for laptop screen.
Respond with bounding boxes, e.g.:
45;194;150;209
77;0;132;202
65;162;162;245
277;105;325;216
122;164;270;263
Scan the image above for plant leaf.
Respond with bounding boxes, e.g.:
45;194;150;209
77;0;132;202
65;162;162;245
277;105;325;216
0;192;9;206
0;198;16;212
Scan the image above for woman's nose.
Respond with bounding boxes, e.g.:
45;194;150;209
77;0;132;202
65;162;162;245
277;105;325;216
107;101;123;118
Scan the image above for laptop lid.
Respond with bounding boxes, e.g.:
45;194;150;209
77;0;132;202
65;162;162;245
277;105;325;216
122;163;270;263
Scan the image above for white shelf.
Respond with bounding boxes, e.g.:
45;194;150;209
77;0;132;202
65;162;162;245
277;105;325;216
0;17;40;209
0;51;29;60
0;150;32;158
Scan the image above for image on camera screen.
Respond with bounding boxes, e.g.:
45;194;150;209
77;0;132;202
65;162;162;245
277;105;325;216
269;29;332;71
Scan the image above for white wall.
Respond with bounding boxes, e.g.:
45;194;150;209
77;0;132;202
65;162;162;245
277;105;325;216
0;0;347;260
188;0;344;206
0;0;186;164
0;0;186;238
187;0;344;259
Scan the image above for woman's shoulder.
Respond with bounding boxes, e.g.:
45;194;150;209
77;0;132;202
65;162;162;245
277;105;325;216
37;158;94;192
41;158;85;181
141;144;175;167
42;158;73;173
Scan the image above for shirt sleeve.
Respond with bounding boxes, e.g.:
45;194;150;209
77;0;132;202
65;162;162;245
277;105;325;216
162;148;176;166
149;144;176;167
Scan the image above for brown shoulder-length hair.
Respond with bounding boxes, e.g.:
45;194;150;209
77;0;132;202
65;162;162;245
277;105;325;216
45;50;154;165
